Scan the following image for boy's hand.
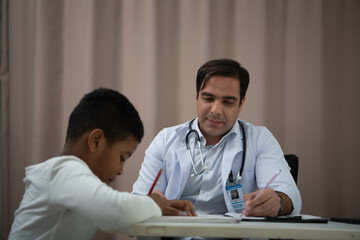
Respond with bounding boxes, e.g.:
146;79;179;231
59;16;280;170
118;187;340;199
167;199;197;216
152;190;167;200
149;193;197;216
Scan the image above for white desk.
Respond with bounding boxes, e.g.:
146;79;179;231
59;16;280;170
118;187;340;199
117;216;360;240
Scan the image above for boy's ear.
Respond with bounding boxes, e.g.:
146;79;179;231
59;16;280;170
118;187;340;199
88;129;105;152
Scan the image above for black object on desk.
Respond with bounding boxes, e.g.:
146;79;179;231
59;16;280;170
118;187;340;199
265;216;329;223
330;218;360;224
241;216;329;223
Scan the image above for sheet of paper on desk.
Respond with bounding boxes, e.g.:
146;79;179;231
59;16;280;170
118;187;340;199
224;212;328;223
301;214;325;220
224;212;264;221
147;215;241;223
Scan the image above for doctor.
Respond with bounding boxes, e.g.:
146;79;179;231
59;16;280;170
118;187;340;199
133;59;301;216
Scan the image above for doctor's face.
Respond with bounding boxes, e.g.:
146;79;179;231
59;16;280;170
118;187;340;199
196;76;244;145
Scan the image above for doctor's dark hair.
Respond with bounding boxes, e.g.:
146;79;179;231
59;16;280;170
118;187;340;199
196;59;249;104
65;88;144;144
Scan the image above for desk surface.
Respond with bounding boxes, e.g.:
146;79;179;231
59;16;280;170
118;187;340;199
118;216;360;240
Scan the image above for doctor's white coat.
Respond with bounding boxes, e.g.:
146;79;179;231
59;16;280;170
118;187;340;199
133;119;302;214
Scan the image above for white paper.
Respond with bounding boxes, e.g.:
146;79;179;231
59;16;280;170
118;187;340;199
146;215;241;223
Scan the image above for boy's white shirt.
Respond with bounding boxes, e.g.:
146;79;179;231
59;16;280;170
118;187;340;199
9;156;161;240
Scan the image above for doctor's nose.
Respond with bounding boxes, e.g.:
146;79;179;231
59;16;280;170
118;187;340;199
210;101;222;115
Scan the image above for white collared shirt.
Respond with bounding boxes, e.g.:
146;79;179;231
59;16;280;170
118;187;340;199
181;120;238;214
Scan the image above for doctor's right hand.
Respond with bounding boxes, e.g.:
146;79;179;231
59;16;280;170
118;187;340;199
149;193;197;216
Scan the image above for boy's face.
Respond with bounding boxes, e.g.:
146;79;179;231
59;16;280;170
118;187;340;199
90;134;138;184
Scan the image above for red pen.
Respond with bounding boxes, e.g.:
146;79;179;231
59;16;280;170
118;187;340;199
147;169;163;195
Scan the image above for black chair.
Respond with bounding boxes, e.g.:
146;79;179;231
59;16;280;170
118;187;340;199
284;154;299;184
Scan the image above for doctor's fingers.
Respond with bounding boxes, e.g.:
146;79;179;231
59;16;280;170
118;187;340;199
245;197;279;217
244;189;276;211
243;189;261;202
245;190;280;216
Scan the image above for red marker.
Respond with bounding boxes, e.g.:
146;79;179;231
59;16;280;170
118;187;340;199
148;169;163;195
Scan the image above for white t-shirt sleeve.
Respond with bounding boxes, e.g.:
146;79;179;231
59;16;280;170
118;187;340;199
49;157;161;232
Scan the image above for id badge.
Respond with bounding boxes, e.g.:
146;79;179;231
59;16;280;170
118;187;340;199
226;182;246;213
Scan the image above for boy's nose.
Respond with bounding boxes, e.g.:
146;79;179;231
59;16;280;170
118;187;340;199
117;167;123;175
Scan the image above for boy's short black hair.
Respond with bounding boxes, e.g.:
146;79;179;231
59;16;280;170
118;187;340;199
196;59;250;104
65;88;144;144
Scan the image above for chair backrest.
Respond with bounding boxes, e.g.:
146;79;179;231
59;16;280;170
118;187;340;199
284;154;299;184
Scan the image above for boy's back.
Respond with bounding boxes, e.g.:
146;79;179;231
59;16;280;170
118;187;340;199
9;156;161;239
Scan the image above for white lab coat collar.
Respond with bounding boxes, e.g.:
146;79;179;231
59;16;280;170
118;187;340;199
173;119;247;203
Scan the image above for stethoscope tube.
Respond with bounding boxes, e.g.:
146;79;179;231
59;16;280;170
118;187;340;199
185;119;246;180
238;120;246;182
185;129;208;177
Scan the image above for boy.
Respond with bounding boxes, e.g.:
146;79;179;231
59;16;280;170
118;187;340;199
9;88;196;239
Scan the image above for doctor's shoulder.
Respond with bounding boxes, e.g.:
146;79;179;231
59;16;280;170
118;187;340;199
239;120;274;142
155;121;188;144
242;120;281;153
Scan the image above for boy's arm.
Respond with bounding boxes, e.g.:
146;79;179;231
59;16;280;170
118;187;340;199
149;193;196;216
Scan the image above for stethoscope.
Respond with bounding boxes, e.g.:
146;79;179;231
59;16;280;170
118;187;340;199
185;119;246;181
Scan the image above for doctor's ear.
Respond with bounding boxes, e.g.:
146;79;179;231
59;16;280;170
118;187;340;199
88;129;105;152
239;97;246;108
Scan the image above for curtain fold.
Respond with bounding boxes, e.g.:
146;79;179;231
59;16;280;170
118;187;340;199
1;0;360;239
1;0;10;238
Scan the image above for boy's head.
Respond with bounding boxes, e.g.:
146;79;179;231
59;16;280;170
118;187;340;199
64;88;144;184
66;88;143;144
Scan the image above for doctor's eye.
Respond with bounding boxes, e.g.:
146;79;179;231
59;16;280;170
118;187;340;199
202;97;214;102
223;100;236;106
120;156;125;163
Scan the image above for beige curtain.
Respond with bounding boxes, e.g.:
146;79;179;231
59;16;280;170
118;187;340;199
1;0;360;239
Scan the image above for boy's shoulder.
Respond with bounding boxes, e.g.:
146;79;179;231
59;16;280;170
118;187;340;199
25;156;88;178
